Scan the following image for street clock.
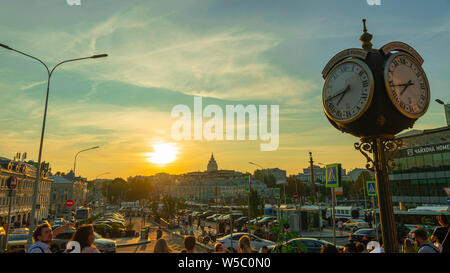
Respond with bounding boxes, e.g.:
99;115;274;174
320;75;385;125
321;20;430;138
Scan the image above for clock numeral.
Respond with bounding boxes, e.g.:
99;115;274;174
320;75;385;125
420;94;426;101
399;58;407;65
416;71;422;78
393;60;399;67
361;93;368;100
420;82;426;90
358;71;364;77
362;80;369;88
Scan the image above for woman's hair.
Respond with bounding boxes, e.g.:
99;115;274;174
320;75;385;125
70;224;95;249
437;214;449;226
320;244;338;253
238;235;253;253
214;242;223;252
154;239;171;253
404;238;413;247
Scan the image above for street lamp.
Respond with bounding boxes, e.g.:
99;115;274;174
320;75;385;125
435;99;449;126
73;146;100;182
0;42;108;249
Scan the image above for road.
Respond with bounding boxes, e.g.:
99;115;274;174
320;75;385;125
116;217;210;253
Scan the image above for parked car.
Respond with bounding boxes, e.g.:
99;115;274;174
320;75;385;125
235;217;248;225
10;228;30;234
267;238;344;253
343;219;369;231
7;233;29;253
250;217;263;225
50;228;117;253
216;233;275;252
206;214;219;221
349;228;379;245
257;216;276;225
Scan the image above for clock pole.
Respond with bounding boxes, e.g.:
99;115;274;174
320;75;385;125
355;135;402;253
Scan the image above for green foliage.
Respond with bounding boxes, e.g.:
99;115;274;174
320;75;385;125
270;218;305;253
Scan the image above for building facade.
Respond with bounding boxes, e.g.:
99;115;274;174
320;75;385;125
49;175;88;219
0;158;52;227
388;125;450;207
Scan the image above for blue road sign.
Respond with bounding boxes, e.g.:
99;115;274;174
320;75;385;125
367;181;377;196
326;163;340;188
274;188;280;199
447;197;450;206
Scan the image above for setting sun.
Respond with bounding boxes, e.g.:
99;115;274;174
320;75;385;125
146;143;178;165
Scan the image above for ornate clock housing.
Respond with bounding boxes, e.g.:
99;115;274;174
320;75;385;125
321;21;430;138
384;52;430;119
323;58;374;124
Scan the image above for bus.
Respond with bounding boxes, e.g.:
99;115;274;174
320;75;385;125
75;207;91;222
375;206;450;234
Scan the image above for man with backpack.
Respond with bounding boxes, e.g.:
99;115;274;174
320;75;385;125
412;229;440;253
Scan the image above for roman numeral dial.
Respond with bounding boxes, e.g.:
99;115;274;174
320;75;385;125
323;58;374;123
384;52;430;119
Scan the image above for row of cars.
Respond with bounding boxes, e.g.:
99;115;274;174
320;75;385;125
190;210;278;226
92;212;128;236
216;232;344;253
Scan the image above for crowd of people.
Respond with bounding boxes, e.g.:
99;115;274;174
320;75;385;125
23;212;448;253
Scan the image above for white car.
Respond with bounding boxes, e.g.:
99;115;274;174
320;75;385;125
217;233;274;252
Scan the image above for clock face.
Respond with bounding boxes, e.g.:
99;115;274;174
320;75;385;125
384;52;430;118
322;58;374;123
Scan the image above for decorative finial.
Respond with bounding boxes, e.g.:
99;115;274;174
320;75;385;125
360;19;373;50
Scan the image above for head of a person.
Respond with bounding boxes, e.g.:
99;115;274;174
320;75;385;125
437;214;449;227
71;224;95;249
154;238;171;253
343;243;357;253
355;242;365;253
33;223;53;244
214;242;224;252
412;229;428;247
184;235;196;253
260;245;269;253
238;235;253;253
404;238;414;248
320;244;338;253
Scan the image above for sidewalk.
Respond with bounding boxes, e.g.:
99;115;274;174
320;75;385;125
114;235;152;248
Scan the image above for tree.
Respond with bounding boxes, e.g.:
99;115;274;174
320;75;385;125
249;189;264;218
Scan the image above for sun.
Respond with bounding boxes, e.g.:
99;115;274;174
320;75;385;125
146;143;178;165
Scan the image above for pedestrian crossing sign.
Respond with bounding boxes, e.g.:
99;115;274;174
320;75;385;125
367;181;377;196
273;188;280;199
326;163;341;188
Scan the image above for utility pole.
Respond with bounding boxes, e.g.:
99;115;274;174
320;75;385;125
309;152;316;204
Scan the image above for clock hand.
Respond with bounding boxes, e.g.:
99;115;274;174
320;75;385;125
325;85;350;102
336;85;351;106
399;80;414;96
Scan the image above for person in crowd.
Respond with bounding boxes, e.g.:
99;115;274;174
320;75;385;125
402;238;417;253
238;235;254;253
153;238;172;253
431;214;449;253
156;226;163;240
183;235;196;253
320;244;338;253
214;242;224;253
337;219;343;235
412;229;440;253
260;245;269;253
28;222;74;253
355;242;366;253
343;243;357;253
67;224;100;253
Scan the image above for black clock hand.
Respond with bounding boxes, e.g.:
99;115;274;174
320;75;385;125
325;85;350;102
399;80;414;96
336;85;351;106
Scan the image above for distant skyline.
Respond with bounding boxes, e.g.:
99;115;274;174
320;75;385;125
0;1;448;179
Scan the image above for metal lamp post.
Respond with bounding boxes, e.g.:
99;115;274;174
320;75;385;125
0;43;107;250
73;146;100;182
435;99;450;126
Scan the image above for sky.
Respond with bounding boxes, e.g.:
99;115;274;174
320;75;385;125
0;0;449;180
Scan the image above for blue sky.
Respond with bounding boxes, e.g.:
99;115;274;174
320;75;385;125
0;0;448;179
